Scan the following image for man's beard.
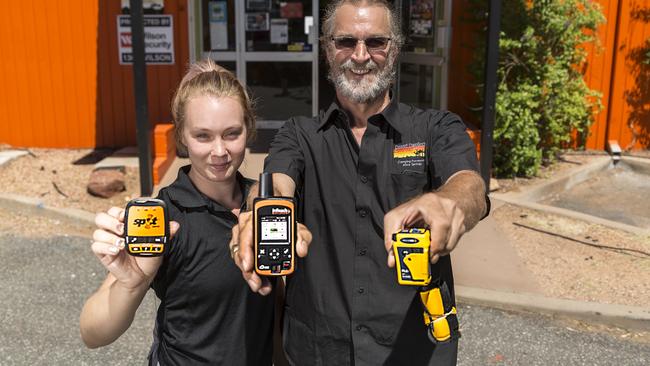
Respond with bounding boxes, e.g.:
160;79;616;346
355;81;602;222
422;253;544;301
327;51;397;104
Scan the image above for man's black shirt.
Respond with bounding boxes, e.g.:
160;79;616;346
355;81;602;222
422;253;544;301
265;98;480;365
151;166;274;365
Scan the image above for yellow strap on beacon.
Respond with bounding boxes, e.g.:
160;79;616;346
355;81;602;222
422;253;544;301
419;285;460;343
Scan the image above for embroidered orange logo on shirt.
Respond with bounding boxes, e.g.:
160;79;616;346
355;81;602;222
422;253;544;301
394;142;426;171
393;142;426;159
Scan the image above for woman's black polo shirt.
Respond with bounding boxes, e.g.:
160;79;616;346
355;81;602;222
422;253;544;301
151;165;274;365
264;98;481;365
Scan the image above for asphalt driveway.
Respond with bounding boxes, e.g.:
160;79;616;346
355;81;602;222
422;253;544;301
0;233;155;365
1;220;648;365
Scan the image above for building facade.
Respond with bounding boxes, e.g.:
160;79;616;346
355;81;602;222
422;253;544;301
0;0;647;151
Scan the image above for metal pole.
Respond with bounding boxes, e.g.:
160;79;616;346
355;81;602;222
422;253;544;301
480;0;501;189
130;0;153;196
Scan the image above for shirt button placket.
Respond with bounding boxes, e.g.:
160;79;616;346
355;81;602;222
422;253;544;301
354;135;378;362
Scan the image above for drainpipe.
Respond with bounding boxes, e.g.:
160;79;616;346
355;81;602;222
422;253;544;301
606;140;621;165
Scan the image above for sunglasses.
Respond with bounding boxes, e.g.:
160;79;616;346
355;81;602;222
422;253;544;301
331;36;391;51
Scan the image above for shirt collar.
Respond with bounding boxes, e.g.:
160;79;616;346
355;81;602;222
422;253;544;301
318;91;405;134
166;165;255;212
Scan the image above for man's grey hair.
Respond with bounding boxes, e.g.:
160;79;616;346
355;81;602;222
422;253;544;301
320;0;404;52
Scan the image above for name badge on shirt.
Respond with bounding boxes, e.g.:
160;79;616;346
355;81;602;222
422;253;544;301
393;142;426;171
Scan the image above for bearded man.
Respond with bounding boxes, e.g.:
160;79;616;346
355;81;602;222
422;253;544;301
231;1;488;365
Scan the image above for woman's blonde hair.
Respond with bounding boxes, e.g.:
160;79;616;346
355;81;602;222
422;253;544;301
171;59;256;154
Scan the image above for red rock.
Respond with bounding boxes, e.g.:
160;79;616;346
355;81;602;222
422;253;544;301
87;169;125;198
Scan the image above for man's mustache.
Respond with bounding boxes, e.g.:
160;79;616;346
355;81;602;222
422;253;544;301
339;59;378;72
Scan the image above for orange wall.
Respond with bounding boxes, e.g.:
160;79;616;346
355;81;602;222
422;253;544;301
0;0;188;148
0;0;99;148
450;0;650;151
97;0;189;148
601;0;650;150
583;0;620;150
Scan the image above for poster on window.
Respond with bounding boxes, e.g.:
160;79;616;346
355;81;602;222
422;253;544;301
209;1;228;50
270;18;288;44
246;0;270;11
245;12;269;31
409;0;434;37
280;2;303;18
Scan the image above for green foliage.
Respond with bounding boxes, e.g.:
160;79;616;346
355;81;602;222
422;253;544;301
493;83;542;177
470;0;605;177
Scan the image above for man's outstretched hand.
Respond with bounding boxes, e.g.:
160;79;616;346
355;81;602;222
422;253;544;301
230;211;312;295
383;193;466;267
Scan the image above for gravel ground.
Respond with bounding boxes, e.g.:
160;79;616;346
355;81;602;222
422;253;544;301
491;152;650;308
492;203;650;307
0;147;140;216
493;153;602;194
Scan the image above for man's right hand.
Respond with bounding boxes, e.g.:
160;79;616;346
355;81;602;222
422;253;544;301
230;211;312;296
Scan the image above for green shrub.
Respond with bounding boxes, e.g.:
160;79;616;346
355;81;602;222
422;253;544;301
470;0;605;177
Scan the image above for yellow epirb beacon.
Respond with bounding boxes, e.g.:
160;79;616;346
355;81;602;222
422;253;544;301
391;228;431;286
124;198;169;257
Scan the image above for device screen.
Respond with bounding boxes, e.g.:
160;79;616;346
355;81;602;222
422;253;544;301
127;205;166;238
260;214;289;244
261;216;288;241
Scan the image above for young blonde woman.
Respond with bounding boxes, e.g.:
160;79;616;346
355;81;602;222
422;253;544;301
80;60;275;365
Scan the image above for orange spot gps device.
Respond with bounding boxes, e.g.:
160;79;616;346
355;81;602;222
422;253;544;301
124;198;169;256
253;173;296;276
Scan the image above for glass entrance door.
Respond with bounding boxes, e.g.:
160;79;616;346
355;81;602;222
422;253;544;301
192;0;450;124
197;0;319;127
395;0;450;110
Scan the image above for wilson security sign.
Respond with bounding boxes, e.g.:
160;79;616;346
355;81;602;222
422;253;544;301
117;15;174;65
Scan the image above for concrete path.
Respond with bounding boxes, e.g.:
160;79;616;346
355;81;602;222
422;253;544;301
93;146;140;169
452;203;542;295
